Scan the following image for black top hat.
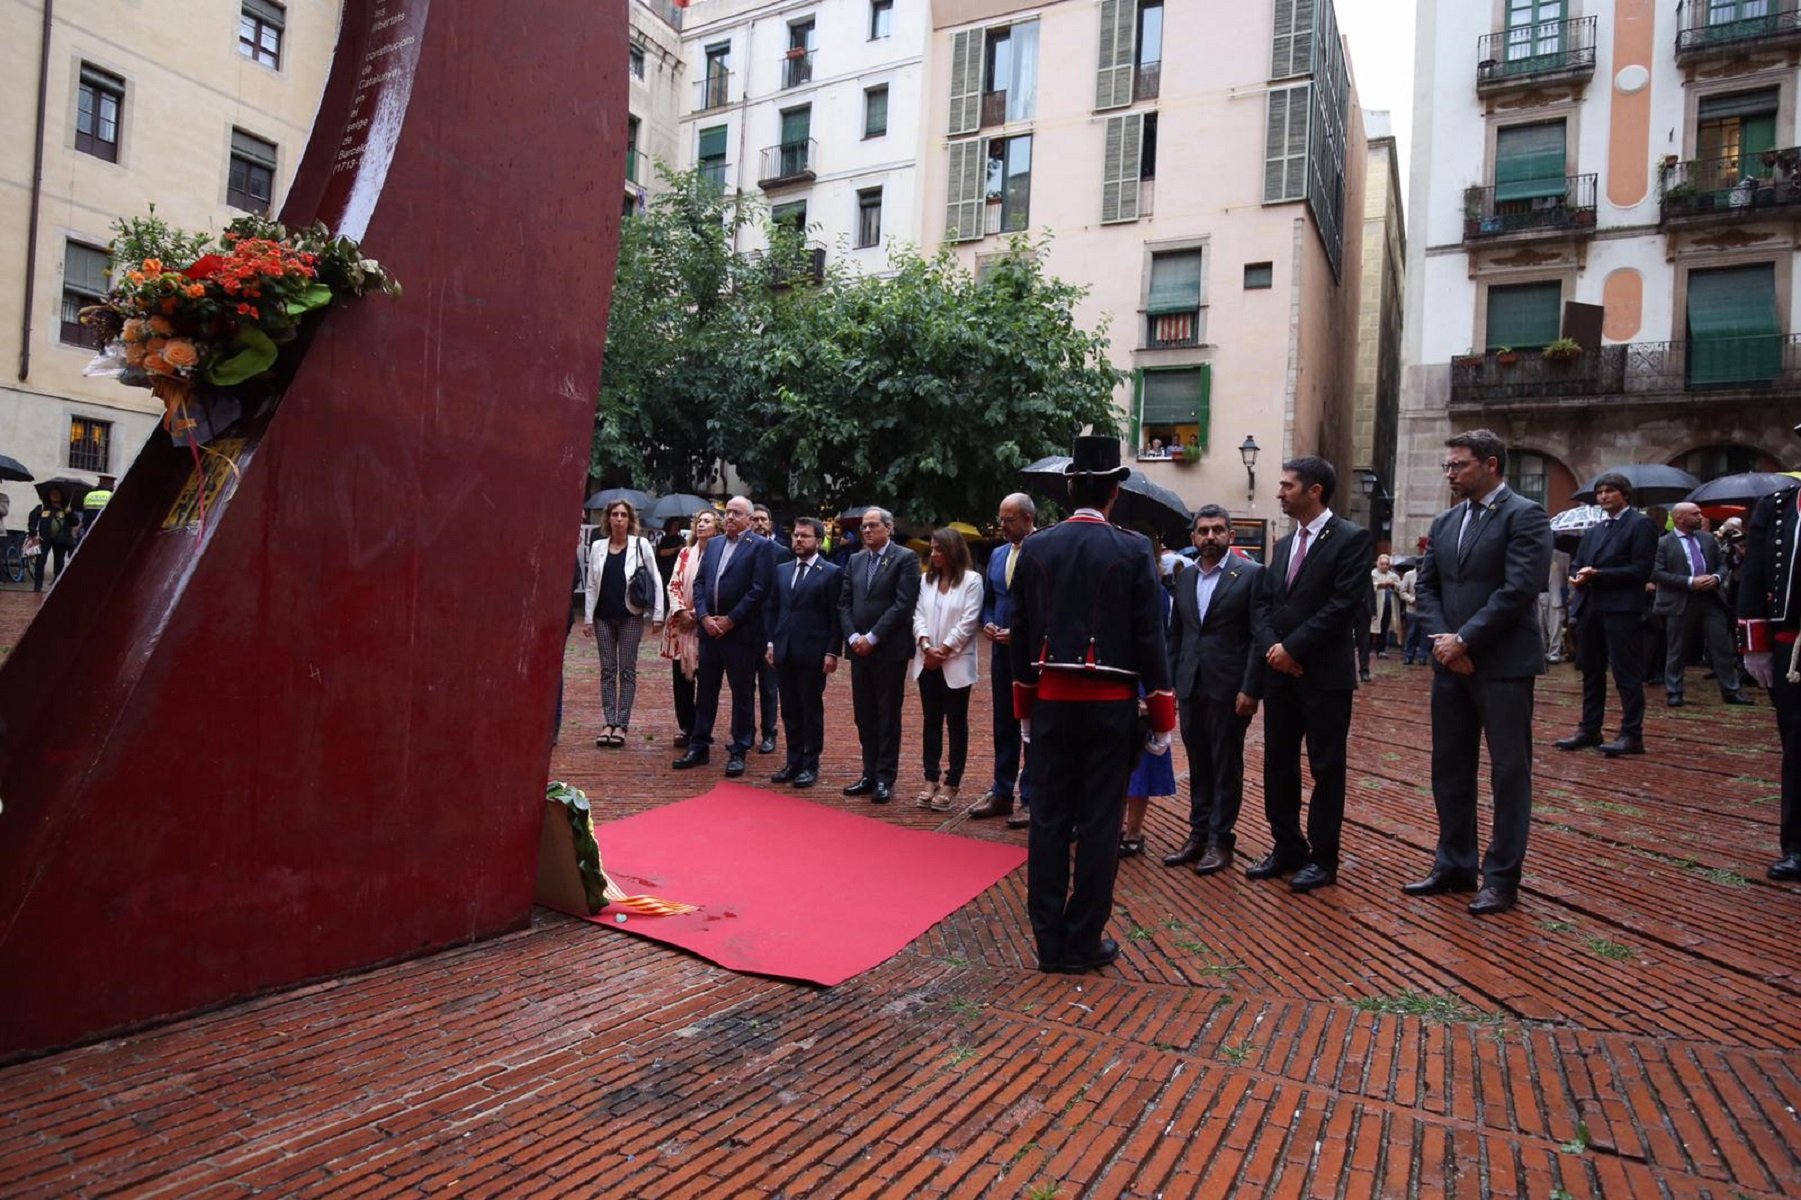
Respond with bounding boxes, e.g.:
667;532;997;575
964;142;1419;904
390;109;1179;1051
1063;435;1130;481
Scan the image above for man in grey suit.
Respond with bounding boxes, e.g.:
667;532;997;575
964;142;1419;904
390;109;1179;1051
838;506;921;804
1163;505;1264;875
1409;430;1553;916
1653;501;1752;709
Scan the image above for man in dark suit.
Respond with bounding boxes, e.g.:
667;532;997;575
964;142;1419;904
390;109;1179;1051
838;506;921;804
1654;501;1751;708
676;495;777;777
1011;436;1175;973
751;504;790;754
1164;504;1264;875
1737;476;1801;880
1408;430;1553;916
1250;456;1374;892
765;517;842;788
1556;473;1657;756
969;492;1037;828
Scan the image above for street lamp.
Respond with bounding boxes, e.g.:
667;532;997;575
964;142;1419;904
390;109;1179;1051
1356;468;1379;499
1238;436;1260;501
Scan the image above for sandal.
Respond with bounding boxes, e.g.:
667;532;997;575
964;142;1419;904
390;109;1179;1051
931;786;959;812
595;725;621;748
1118;836;1145;859
612;727;629;746
914;782;940;808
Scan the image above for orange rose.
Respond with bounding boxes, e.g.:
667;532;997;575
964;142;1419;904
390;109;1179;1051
123;341;147;366
143;351;172;376
142;258;163;274
147;315;175;335
121;318;148;343
128;271;145;285
161;339;199;369
146;337;168;354
185;284;206;298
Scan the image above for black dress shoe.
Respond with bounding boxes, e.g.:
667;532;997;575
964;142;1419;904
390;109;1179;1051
673;732;691;748
1468;885;1518;915
872;783;893;804
1768;853;1801;882
967;790;1014;819
792;771;818;789
1665;696;1686;708
671;749;710;769
1006;807;1031;829
1245;853;1300;880
1161;835;1206;867
1722;691;1754;706
842;777;875;796
1193;846;1234;876
1290;864;1337;892
1056;937;1121;973
1401;869;1479;896
1599;736;1645;757
1554;731;1603;751
724;755;747;777
757;736;778;754
771;765;800;784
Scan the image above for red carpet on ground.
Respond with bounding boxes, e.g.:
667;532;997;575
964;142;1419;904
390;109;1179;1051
582;783;1026;986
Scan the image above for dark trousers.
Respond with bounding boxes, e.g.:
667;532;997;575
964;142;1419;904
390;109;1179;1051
1663;601;1740;698
1026;698;1137;965
1403;613;1427;663
917;669;971;787
1576;609;1645;738
1178;694;1250;851
990;645;1030;801
1430;671;1536;888
776;660;827;772
29;542;69;591
1773;662;1799;856
1262;681;1353;870
672;661;696;734
850;654;907;785
692;636;759;755
757;658;779;739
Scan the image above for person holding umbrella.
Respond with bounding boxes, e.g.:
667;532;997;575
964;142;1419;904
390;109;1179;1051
26;486;81;592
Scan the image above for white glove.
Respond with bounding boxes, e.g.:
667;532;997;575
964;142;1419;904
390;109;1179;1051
1742;651;1775;689
1145;730;1172;756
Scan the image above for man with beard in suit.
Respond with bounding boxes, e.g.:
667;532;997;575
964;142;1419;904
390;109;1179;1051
839;507;921;804
766;517;843;788
1556;473;1657;756
1738;473;1801;881
1407;429;1553;916
1250;456;1374;893
1654;501;1752;709
677;495;778;777
1163;504;1264;875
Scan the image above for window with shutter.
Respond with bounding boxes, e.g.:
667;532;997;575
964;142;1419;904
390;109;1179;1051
1100;113;1144;224
1271;0;1315;81
945;138;986;242
60;242;110;349
1687;263;1781;386
948;30;983;135
1146;249;1202;347
698;125;727;190
1263;86;1309;203
1094;0;1137;111
227;129;278;214
1137;367;1211;456
1493;121;1566;202
1484;281;1562;350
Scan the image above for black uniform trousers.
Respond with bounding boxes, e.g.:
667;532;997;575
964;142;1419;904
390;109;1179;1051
1429;671;1536;887
776;661;827;773
1261;678;1352;870
1026;697;1137;964
1773;662;1800;856
692;637;759;755
1576;609;1645;739
757;658;780;740
1178;695;1250;851
990;644;1030;801
850;655;907;785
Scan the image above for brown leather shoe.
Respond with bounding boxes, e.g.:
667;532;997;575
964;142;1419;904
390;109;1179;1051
1193;846;1234;876
967;790;1014;819
1005;806;1031;830
1161;835;1206;867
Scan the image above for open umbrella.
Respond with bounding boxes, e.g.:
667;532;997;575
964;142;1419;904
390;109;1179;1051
1114;470;1192;546
1572;465;1701;506
1549;503;1608;552
1021;455;1072;488
944;520;984;539
1683;472;1797;509
34;477;94;507
646;493;713;524
585;487;652;512
839;504;876;520
0;453;32;483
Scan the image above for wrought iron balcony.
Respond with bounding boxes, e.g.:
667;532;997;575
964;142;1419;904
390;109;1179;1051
1449;335;1801;409
1675;0;1801;60
1659;147;1801;223
757;139;816;188
1475;17;1597;92
698;160;730;194
781;49;814;89
1463;174;1598;240
694;71;731;112
1146;310;1200;350
1134;61;1161;101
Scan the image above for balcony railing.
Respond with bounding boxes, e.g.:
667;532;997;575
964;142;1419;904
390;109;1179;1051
1659;147;1801;222
1475;17;1597;90
757;139;816;188
1463;174;1598;240
1449;336;1801;407
1675;0;1801;58
1146;310;1200;349
694;71;731;112
698;160;730;193
980;90;1008;129
1133;61;1161;101
781;49;814;89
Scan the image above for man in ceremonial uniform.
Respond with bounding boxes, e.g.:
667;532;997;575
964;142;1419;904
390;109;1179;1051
1738;475;1801;881
1010;436;1175;973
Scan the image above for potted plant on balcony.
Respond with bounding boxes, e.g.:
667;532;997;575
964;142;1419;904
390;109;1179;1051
1452;349;1484;369
1495;346;1519;366
785;46;807;59
1542;337;1583;363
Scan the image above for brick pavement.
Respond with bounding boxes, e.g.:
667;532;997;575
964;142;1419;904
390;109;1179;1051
1;592;1796;1197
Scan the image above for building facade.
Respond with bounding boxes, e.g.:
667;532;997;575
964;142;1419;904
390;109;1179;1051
0;0;339;533
1343;111;1406;546
1396;0;1801;545
919;0;1369;549
627;0;689;214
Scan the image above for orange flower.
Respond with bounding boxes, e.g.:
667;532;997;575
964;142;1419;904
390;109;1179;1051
146;337;168;354
123;341;147;366
147;315;174;335
142;258;163;274
185;284;206;298
121;318;148;343
235;303;260;318
143;351;172;376
160;298;178;314
161;339;199;369
128;271;145;285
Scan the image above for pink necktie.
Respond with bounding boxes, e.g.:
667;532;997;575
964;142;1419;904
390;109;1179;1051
1286;526;1310;587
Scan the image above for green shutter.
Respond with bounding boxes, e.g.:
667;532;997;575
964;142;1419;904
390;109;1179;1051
948;29;983;135
1494;121;1566;202
1485;282;1561;349
1688;264;1781;386
1697;88;1778;120
1129;368;1143;451
1271;0;1315;79
1094;0;1136;110
1100;113;1143;224
944;138;986;242
781;107;810;144
1147;250;1202;313
1139;367;1210;450
698;125;726;159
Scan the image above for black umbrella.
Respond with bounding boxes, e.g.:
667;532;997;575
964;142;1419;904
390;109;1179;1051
34;477;94;507
0;454;31;483
647;493;713;524
1021;455;1072;488
585;487;652;512
1683;472;1797;509
1114;470;1192;546
839;504;877;520
1572;465;1701;506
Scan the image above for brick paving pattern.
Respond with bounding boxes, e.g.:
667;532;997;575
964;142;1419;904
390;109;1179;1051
1;590;1796;1197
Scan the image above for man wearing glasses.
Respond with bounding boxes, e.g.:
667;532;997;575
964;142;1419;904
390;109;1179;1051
676;495;777;777
1408;430;1553;916
838;507;921;803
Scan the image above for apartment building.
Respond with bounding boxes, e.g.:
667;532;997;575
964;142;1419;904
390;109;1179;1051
0;0;338;533
676;0;927;272
1343;111;1406;544
1396;0;1801;544
921;0;1372;548
626;0;689;214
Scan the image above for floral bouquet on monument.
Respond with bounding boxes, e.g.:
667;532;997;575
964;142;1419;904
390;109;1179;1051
82;208;401;443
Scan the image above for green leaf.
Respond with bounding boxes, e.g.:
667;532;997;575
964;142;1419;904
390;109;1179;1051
206;325;278;386
284;282;333;316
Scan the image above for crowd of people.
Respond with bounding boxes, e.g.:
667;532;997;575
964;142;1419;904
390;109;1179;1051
568;427;1799;971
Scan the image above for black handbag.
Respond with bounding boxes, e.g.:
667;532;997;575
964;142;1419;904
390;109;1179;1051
627;539;656;612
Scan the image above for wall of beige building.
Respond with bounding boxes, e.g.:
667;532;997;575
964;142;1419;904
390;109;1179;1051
0;0;340;532
628;0;687;209
1343;120;1404;547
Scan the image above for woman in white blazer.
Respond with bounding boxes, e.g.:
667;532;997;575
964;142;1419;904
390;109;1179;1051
582;499;665;747
911;527;985;811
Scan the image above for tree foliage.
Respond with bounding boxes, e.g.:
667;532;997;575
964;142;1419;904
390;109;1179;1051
595;168;1121;523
